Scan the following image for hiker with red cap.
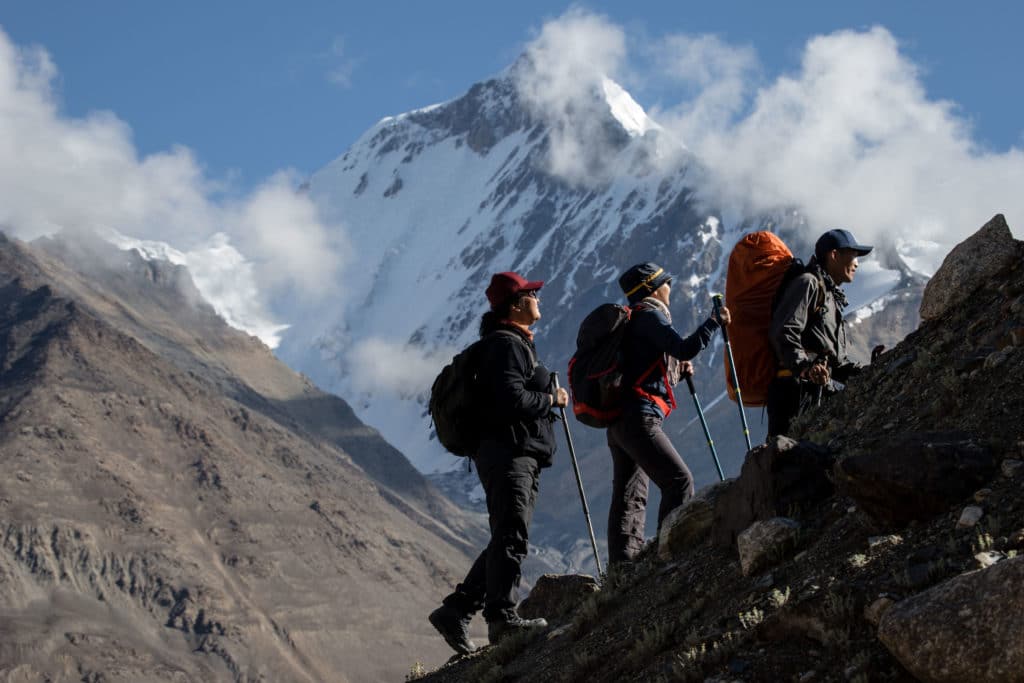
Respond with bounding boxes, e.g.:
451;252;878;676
606;262;730;565
429;271;568;653
767;229;874;436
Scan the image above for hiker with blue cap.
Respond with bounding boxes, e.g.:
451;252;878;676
767;229;874;437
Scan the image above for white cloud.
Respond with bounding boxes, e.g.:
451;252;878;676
229;172;348;299
653;26;1023;254
325;36;357;88
0;28;347;345
346;337;455;399
516;13;1022;262
647;33;759;145
513;9;631;185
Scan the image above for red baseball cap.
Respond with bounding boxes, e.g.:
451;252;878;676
485;271;544;309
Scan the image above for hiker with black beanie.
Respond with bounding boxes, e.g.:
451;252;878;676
607;263;730;565
767;228;873;437
429;271;568;653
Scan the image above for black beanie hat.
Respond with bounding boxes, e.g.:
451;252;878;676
619;262;672;304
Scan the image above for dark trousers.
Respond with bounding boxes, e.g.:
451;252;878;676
442;441;540;621
766;376;831;438
766;376;801;438
606;413;694;564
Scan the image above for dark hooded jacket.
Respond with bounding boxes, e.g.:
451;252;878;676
474;324;557;467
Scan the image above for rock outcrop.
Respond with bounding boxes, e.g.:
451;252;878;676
833;431;997;527
878;556;1024;682
920;213;1019;320
711;437;834;547
517;574;600;623
658;480;730;559
736;517;800;576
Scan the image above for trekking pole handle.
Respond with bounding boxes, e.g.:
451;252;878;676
711;294;729;341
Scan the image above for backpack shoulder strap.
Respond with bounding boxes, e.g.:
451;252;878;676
812;272;827;314
486;329;537;370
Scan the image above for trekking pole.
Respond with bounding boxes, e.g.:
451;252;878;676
685;375;725;481
551;372;603;576
711;294;753;452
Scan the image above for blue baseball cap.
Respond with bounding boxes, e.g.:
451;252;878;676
815;229;873;260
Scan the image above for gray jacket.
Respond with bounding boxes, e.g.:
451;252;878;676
770;268;854;377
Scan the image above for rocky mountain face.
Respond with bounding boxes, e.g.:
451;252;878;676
0;232;487;681
410;215;1024;681
278;67;922;571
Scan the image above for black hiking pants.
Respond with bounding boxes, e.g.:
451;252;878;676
767;376;833;438
766;376;801;438
442;441;540;622
606;413;694;564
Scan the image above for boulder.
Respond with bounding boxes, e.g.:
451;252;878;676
711;437;834;547
878;556;1024;682
737;517;800;576
957;506;984;528
863;596;895;626
658;480;732;559
974;551;1006;569
920;214;1020;320
833;432;996;528
518;573;599;622
1002;459;1023;478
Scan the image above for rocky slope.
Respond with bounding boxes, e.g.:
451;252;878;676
0;232;486;681
411;215;1024;682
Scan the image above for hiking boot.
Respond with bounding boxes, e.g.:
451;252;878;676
429;604;476;655
487;614;548;645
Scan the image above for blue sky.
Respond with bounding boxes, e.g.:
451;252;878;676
2;1;1021;191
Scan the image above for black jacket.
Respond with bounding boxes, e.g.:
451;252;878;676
475;326;557;467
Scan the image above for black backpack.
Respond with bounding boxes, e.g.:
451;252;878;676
567;303;635;428
771;258;825;317
429;330;534;457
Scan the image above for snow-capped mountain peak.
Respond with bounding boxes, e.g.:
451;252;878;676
601;77;659;138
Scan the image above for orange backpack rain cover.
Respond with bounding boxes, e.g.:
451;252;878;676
724;232;794;406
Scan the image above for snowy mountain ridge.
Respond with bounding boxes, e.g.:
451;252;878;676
278;72;721;473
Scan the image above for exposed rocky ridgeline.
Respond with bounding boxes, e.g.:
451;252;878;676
413;215;1024;682
0;232;487;681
